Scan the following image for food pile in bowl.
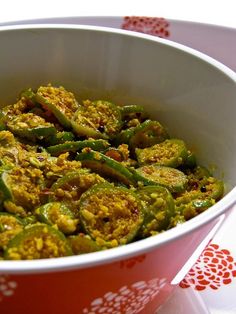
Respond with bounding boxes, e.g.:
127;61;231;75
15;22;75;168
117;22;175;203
0;84;224;260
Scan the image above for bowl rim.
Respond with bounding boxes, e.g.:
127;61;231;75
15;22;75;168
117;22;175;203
0;24;236;274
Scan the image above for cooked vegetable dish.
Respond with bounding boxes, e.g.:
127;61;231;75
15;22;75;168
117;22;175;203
0;85;224;260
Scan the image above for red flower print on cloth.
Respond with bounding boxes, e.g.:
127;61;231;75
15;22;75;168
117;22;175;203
0;275;17;302
179;243;236;291
121;16;170;38
82;277;167;314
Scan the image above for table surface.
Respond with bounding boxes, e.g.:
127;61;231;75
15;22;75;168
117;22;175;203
1;0;236;29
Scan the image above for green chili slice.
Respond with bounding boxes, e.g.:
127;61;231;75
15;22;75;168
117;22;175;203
68;233;101;254
133;165;188;193
36;85;79;128
4;224;72;260
136;138;188;167
0;213;24;249
137;185;175;237
35;202;79;234
76;150;135;186
79;183;144;246
50;169;106;215
71;100;122;139
45;131;75;146
47;139;110;156
6;113;57;141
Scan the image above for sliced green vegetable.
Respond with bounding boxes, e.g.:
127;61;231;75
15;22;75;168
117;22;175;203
130;119;169;149
20;88;38;105
175;191;216;220
79;183;144;246
71;100;122;139
136;138;188;167
137;185;175;237
76;150;135;186
68;233;101;254
35;202;79;234
0;169;13;203
50;169;106;214
120;104;146;116
4;223;72;260
115;119;169;151
0;166;44;211
45;131;75;146
6;113;57;141
36;85;79;128
133;165;188;193
0;213;24;249
47;139;110;156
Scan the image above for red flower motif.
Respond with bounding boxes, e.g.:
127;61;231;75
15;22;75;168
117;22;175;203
179;243;236;291
121;16;170;38
120;254;146;269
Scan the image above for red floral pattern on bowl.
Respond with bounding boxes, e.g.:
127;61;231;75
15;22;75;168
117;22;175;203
180;243;236;291
121;16;170;38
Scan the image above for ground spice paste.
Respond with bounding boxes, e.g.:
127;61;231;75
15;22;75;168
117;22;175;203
0;85;224;260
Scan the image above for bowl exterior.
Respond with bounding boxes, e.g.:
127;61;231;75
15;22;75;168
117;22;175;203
0;218;218;314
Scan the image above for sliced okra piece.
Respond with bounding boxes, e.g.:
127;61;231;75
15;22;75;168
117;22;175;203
76;150;135;186
6;113;57;141
35;202;79;234
50;169;106;215
68;233;101;254
79;183;144;246
47;139;110;156
136;138;188;167
0;213;24;249
4;223;72;260
137;185;175;237
133;165;188;193
71;100;122;139
35;85;79;128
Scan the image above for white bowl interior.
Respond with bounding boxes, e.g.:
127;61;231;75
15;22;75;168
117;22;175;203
0;25;236;271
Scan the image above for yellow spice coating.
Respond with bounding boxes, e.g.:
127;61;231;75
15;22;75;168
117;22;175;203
37;85;79;119
81;188;142;245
